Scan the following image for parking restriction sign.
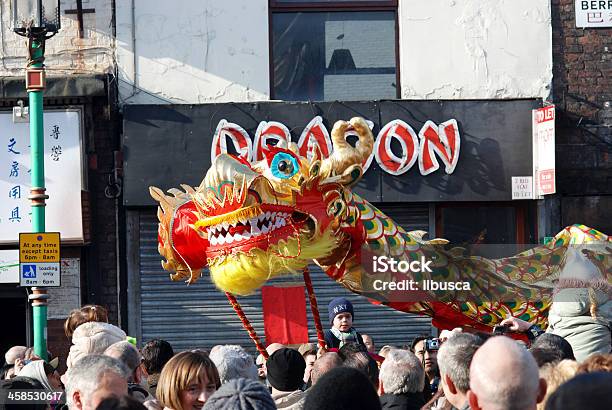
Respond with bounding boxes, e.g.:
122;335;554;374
19;232;61;287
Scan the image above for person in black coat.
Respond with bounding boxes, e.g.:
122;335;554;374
323;297;367;350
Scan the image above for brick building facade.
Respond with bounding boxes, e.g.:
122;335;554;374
552;0;612;233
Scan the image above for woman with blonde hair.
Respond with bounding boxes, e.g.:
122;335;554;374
537;359;579;410
157;351;221;410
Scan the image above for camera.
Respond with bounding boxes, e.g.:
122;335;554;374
425;338;440;351
492;324;510;335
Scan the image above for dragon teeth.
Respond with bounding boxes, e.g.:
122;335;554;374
210;235;218;246
217;235;226;246
225;233;234;244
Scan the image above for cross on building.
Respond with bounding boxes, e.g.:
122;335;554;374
64;0;96;39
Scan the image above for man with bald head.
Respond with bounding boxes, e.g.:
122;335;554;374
468;336;547;410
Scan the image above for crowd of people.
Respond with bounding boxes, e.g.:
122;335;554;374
1;297;610;410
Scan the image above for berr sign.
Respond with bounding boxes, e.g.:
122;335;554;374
575;0;612;27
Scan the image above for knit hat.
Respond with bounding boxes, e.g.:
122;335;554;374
203;378;276;410
328;297;354;325
304;366;381;410
265;348;305;392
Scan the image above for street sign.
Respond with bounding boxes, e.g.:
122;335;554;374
19;232;61;287
532;105;556;196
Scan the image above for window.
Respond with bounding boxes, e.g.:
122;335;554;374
270;1;399;101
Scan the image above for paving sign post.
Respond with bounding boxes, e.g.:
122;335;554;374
19;232;61;287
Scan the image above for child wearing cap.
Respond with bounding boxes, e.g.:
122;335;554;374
323;297;367;349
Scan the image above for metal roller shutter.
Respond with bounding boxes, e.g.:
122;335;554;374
136;204;431;353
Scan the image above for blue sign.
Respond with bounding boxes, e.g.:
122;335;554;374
22;264;36;278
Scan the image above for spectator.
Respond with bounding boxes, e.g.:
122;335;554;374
575;353;612;373
544;372;612;410
342;351;379;389
530;334;575;362
324;297;366;349
378;349;425;410
17;360;62;392
97;395;147;410
410;336;440;398
156;351;220;410
1;346;27;380
104;342;150;402
468;336;546;410
64;354;129;410
203;378;276;410
265;348;307;409
378;346;394;359
256;342;286;380
67;322;127;369
437;333;484;410
304;367;381;410
310;352;342;385
140;339;174;398
501;250;612;363
209;345;258;384
298;344;317;386
537;360;579;410
362;334;376;354
255;354;266;382
64;305;109;338
0;376;47;410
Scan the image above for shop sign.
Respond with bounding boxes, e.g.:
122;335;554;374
0;110;84;244
511;176;534;200
575;1;612;28
532;105;556;196
0;250;19;283
19;232;61;287
211;116;461;177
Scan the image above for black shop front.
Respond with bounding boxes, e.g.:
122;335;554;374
121;99;552;351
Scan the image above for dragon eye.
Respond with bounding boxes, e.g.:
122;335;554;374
270;152;299;179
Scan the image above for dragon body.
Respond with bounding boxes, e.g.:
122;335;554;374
151;117;611;332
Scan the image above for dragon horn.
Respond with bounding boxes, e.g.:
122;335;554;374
321;117;374;180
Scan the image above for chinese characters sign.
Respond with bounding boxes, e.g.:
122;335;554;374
575;1;612;27
0;110;84;244
532;106;556;196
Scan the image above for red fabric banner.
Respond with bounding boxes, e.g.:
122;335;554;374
262;286;309;345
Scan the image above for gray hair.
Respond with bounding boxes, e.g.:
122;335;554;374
104;341;141;373
437;333;483;392
208;345;258;384
379;349;424;394
65;354;129;409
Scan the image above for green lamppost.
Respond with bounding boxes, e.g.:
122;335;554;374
11;0;61;361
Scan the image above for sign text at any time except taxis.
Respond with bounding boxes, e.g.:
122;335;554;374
19;232;61;287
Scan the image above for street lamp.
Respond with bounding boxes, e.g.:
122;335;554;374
11;0;61;361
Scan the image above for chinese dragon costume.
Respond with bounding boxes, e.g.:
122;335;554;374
150;117;611;353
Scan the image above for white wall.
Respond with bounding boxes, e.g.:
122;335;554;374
398;0;552;99
115;0;269;104
0;0;114;77
0;1;552;103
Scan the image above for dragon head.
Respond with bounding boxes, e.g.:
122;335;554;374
150;117;374;295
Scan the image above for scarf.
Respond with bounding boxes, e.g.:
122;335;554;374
330;327;359;348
